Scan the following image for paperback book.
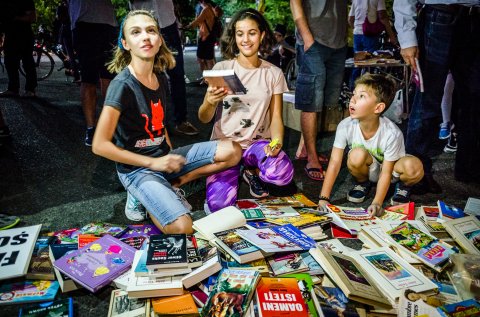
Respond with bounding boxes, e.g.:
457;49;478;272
240;208;266;220
145;234;188;269
201;269;261;317
236;227;303;253
261;206;300;219
134;249;191;278
182;247;223;289
119;224;161;239
416;205;445;232
119;236;147;250
213;226;264;264
271;224;317;250
48;228;81;244
79;222;128;238
187;234;203;268
202;68;247;95
151;292;198;315
107;289;150;317
77;234;100;248
257;193;317;208
18;297;73;317
26;235;57;280
442;215;480;255
438;200;466;221
381;202;415;221
267;252;309;276
0;280;59;306
464;197;480;216
437;298;480;317
193;206;246;240
281;273;321;317
0;224;42;280
48;243;82;292
53;234;136;292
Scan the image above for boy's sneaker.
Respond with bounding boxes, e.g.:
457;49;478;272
85;127;95;146
125;192;147;221
347;180;371;203
243;169;269;198
175;121;199;135
390;182;412;205
173;187;192;211
438;122;453;140
444;131;457;153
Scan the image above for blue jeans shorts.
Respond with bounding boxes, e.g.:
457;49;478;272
117;141;218;226
295;41;347;112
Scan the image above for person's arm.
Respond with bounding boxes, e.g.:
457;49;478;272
348;2;355;29
186;7;207;29
265;94;284;157
198;87;228;123
378;10;398;46
368;160;395;216
318;147;345;209
290;0;314;51
393;0;418;70
92;106;185;173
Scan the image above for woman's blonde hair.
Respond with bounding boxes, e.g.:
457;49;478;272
107;10;176;74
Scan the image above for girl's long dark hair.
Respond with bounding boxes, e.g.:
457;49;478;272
107;10;175;74
220;8;275;60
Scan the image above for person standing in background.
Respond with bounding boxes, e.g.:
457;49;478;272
290;0;348;181
0;1;37;98
69;0;118;146
129;0;200;136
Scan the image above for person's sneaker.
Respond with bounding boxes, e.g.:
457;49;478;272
390;182;412;205
438;122;453;140
243;169;269;198
0;90;19;98
175;121;199;135
124;192;147;221
85;127;95;146
444;131;457;153
173;187;192;211
347;180;371;203
0;126;10;138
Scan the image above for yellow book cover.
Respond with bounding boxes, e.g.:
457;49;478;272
267;213;329;226
151;293;198;314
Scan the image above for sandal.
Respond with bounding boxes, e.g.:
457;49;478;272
304;165;325;181
295;152;329;164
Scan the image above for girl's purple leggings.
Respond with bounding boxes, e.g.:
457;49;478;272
206;139;294;212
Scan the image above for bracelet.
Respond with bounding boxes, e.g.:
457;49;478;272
319;196;330;202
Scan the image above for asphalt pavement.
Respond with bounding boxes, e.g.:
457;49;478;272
0;47;479;316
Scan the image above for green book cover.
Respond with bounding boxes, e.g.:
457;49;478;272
282;273;319;317
240;208;265;220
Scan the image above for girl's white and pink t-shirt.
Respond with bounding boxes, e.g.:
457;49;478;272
210;59;289;149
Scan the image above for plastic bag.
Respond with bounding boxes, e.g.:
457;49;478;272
383;89;403;124
449;254;480;301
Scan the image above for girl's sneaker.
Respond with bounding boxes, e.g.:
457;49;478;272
444;131;458;153
439;122;453;140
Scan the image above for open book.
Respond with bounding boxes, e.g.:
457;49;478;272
202;69;247;95
192;206;246;240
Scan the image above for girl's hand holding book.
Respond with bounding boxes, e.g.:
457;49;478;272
149;154;186;173
206;86;228;106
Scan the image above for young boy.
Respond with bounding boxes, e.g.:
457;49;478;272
318;73;424;216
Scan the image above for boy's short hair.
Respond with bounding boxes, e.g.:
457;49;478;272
355;73;397;113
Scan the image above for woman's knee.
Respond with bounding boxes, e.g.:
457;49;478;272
216;140;242;166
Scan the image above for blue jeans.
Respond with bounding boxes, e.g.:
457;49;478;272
295;41;347;112
350;34;381;88
161;22;188;125
406;5;480;181
117;141;218;226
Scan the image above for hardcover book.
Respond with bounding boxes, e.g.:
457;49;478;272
308;247;391;308
255;277;309;317
145;234;188;269
202;68;247;95
201;269;261;317
0;280;59;306
107;289;150;317
151;292;198;315
267;252;309;276
0;224;42;280
442;216;480;255
53;234;136;292
48;243;82;292
193;206;246;240
26;235;57;280
236;227;303;253
386;222;457;271
438;200;466;220
213;226;264;264
18;297;73;317
126;251;184;298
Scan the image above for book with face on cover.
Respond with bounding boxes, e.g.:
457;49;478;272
107;289;150;317
442;215;480;255
53;234;136;293
193;206;246;240
202;68;247;95
0;224;42;281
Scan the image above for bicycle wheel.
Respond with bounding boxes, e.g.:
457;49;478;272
285;58;298;90
20;47;54;81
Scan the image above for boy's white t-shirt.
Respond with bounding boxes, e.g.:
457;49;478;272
333;116;405;163
210;59;289;149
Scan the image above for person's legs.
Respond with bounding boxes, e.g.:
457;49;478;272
3;34;21;94
80;83;98;128
21;35;37;94
391;155;424;204
346;148;373;203
440;72;454;136
206;164;241;212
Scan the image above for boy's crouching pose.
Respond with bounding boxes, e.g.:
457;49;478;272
318;73;424;216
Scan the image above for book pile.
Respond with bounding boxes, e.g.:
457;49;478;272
3;195;480;316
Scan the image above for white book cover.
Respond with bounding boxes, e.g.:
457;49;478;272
354;247;438;304
465;197;480;216
192;206;245;240
126;251;183;298
182;253;222;289
202;69;247;95
443;216;480;255
0;224;42;280
236;228;302;253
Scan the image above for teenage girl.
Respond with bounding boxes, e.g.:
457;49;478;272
198;8;294;212
92;10;241;234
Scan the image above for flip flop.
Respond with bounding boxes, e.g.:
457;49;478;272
295;153;329;164
304;166;325;181
0;214;20;230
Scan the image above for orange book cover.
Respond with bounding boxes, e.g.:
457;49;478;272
255;277;309;317
151;292;198;314
77;234;100;248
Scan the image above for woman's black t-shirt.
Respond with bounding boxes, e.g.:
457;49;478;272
104;67;170;173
